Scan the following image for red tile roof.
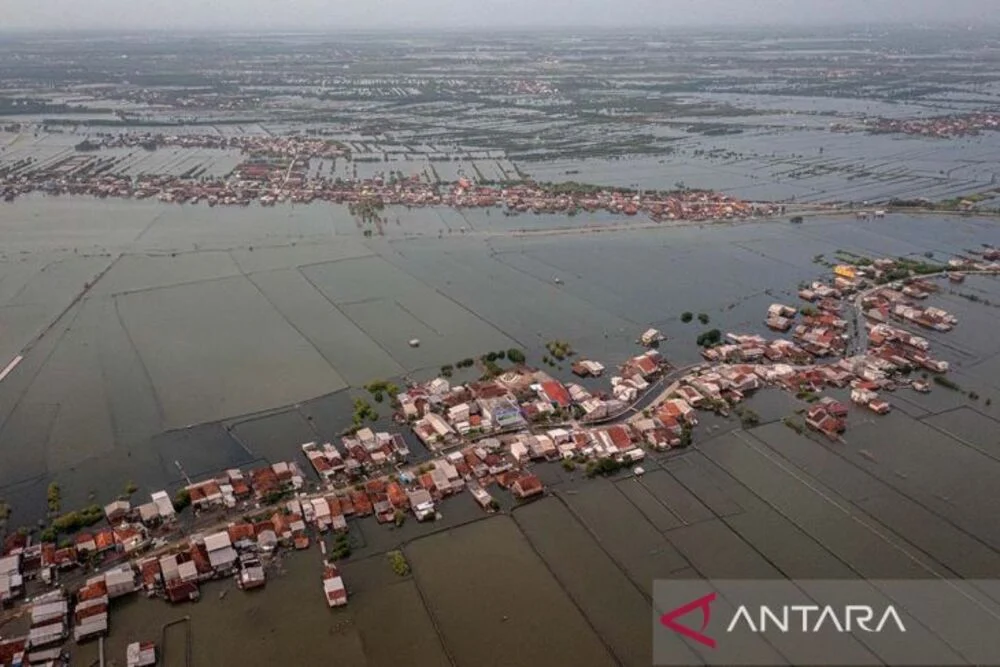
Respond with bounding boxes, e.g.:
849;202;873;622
541;380;572;408
513;474;544;498
227;523;256;543
606;425;633;450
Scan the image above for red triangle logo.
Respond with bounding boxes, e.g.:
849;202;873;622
660;592;717;649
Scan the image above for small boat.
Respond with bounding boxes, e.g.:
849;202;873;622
408;338;420;348
553;277;563;285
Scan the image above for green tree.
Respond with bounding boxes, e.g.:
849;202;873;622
173;489;191;512
507;349;526;364
680;312;693;323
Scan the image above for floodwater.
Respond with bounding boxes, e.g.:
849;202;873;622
2;195;1000;528
2;197;1000;667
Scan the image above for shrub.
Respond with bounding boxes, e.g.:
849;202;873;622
696;329;722;347
697;313;710;325
388;550;410;576
507;349;526;364
933;376;961;391
173;489;191;512
680;312;693;323
47;482;61;513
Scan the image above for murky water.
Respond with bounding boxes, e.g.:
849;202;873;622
2;195;1000;527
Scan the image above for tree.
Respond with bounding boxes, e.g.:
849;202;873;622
507;349;526;364
697;313;710;325
173;489;191;512
125;481;138;495
47;482;61;513
388;550;410;576
681;312;693;323
696;329;722;348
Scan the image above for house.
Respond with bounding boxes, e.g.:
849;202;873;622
138;558;161;594
661;398;697;425
511;474;544;500
136;502;160;526
386;482;408;510
817;396;849;417
165;580;199;603
539;380;572;408
227;522;256;547
407;489;436;521
75;533;97;556
257;529;278;553
203;531;238;572
104;499;131;524
674;385;705;407
94;529;117;554
322;564;348;608
0;554;22;604
105;564;138;598
373;495;394;524
237;554;266;590
127;641;157;667
868;399;891;415
640;328;663;346
624;352;661;379
114;525;147;554
805;406;844;440
150;491;176;521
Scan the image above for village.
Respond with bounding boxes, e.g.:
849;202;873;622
831;112;1000;139
2;245;998;666
0;131;784;223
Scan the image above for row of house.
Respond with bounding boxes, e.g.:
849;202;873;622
302;430;409;485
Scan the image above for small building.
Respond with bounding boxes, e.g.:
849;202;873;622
127;641;157;667
406;489;435;521
104;499;131;524
150;491;176;521
868;399;891;415
237;555;266;590
204;531;238;572
136;502;160;526
323;564;348;608
166;580;199;604
105;564;138;598
511;474;544;500
640;328;664;346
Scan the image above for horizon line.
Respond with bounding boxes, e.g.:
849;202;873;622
1;20;997;35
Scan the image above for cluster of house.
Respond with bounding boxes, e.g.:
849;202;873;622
862;113;1000;138
863;287;958;332
691;253;974;439
0;461;308;617
0;559;140;665
71;132;350;160
2;138;781;223
400;354;668;453
301;431;409;484
701;333;814;365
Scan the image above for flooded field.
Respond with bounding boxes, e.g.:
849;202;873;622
73;550;367;667
3;195;1000;526
405;516;616;667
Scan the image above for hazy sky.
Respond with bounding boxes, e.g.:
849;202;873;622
5;0;995;30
